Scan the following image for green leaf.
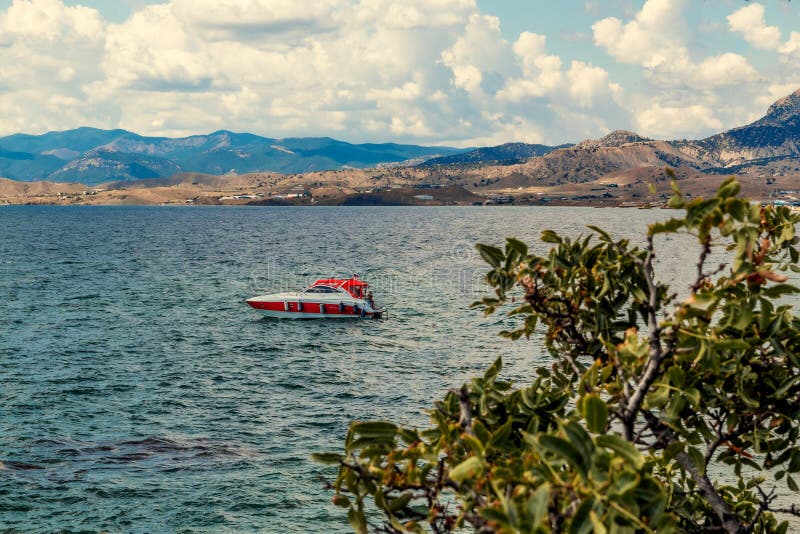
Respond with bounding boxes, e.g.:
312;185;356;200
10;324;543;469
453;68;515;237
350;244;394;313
449;456;484;484
527;484;550;527
397;428;419;445
717;177;740;198
484;356;502;383
569;497;596;534
683;387;701;410
332;494;350;508
667;194;686;209
761;284;800;299
538;435;589;478
562;421;595;473
473;419;491;445
595;434;644;470
348;507;367;534
686;198;721;228
788;475;799;492
462;434;485;456
649;218;684;235
388;492;413;512
732;306;753;330
351;421;398;438
540;230;562;243
487;419;513;450
668;366;685;388
581;394;608;433
476;244;505;268
506;237;528;257
587;225;612;242
688;446;706;476
589;511;608;534
310;452;344;465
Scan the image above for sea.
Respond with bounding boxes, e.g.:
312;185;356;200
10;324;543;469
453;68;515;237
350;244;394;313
0;206;782;532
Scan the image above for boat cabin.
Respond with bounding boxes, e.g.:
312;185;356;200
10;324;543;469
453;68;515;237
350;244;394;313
308;277;369;299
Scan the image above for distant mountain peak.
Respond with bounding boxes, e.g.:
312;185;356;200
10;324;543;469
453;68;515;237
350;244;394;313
578;130;652;149
762;88;800;124
416;141;566;167
600;130;652;145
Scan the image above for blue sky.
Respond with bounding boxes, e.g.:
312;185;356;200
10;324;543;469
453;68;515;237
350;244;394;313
0;0;799;146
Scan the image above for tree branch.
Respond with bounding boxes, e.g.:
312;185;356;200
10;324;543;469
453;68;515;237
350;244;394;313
705;415;758;465
624;235;667;439
643;411;745;534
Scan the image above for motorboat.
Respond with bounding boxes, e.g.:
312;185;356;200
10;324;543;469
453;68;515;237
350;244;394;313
246;275;384;319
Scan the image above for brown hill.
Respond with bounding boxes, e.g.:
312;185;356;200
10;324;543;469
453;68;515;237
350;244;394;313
481;140;703;189
0;177;85;197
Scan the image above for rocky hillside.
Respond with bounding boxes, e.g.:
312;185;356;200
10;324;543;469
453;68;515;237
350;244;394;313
479;136;703;188
677;89;800;166
455;90;800;190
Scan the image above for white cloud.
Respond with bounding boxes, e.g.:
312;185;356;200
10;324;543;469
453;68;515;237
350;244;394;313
592;0;760;90
0;0;104;43
94;4;215;95
636;103;723;138
497;31;615;109
589;0;788;140
0;0;796;148
0;0;107;135
727;2;800;62
783;32;800;57
592;0;688;69
171;0;341;33
566;60;609;107
440;13;512;96
727;3;782;51
695;53;759;88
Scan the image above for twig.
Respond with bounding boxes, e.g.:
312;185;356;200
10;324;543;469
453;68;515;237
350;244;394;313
691;237;712;293
455;385;474;436
771;505;800;517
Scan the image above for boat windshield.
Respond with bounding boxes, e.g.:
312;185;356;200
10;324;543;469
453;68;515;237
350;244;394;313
304;285;341;294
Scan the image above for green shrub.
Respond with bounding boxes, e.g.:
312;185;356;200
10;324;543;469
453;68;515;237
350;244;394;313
315;177;800;533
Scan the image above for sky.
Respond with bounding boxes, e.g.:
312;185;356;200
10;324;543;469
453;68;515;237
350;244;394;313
0;0;799;147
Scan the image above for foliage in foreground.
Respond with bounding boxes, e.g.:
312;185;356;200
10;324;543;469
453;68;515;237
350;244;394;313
314;177;800;533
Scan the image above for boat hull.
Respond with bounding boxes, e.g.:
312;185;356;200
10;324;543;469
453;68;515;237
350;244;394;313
246;293;383;319
250;309;368;319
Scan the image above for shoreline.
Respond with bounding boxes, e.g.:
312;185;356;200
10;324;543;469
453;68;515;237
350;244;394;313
0;199;769;209
1;172;796;208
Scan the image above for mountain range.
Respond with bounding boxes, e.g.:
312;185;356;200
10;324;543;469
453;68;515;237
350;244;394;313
2;88;800;190
463;88;800;190
0;128;466;185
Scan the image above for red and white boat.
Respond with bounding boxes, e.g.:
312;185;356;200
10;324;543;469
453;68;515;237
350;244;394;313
246;276;384;319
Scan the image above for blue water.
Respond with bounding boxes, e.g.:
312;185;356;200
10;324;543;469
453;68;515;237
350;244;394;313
0;206;709;532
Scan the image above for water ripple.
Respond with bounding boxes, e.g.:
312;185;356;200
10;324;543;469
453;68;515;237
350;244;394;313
0;205;712;531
